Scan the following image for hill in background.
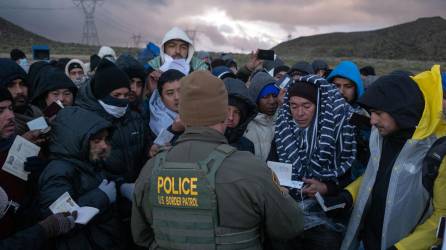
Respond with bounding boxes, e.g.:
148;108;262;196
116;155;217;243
0;17;137;57
274;16;446;61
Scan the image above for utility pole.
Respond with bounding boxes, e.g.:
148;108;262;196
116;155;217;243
73;0;103;46
131;33;142;48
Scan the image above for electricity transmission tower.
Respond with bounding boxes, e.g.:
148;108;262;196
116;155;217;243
131;33;142;48
73;0;104;46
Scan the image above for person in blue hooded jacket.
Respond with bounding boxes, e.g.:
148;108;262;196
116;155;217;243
327;61;370;180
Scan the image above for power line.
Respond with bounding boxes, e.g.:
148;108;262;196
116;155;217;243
73;0;103;46
0;5;76;11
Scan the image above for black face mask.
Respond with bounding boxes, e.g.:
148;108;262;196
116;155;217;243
101;95;129;107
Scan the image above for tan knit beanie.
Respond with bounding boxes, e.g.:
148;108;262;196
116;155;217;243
179;71;228;126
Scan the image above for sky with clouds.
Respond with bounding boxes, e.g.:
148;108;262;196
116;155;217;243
0;0;445;52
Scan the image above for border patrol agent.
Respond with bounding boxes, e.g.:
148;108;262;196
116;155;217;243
131;71;303;249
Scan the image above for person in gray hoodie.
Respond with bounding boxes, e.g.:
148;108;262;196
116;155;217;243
244;72;280;161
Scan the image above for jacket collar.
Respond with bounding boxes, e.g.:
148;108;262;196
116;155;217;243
176;127;228;145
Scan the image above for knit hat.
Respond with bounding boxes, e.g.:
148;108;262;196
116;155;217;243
288;81;318;104
179;71;227;126
0;87;13;103
290;61;314;76
229;96;248;124
312;59;329;72
91;59;130;99
249;72;277;102
0;59;27;88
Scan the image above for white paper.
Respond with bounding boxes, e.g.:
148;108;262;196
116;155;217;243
75;207;99;225
1;136;40;181
315;192;346;212
154;128;175;146
49;192;99;225
27;116;49;131
267;161;304;189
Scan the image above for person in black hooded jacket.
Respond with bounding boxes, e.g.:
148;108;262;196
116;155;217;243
115;54;147;114
223;77;257;153
30;66;77;111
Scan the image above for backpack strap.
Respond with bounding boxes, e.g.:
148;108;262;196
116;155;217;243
422;136;446;197
199;144;236;190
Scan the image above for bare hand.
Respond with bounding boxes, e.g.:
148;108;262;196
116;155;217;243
22;130;46;145
245;50;263;71
277;88;287;107
302;178;328;197
171;117;185;133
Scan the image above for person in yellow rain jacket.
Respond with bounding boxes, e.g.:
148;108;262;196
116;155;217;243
330;65;446;250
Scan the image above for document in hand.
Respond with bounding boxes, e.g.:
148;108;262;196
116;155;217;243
1;136;40;181
26;116;49;131
154;128;175;146
315;192;346;212
267;161;304;189
49;192;99;225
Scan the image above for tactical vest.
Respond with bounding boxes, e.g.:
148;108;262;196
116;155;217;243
149;144;262;250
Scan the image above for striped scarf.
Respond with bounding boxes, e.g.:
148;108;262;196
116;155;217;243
275;75;357;181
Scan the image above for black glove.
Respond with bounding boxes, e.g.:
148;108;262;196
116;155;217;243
24;156;49;183
24;156;49;174
39;211;77;238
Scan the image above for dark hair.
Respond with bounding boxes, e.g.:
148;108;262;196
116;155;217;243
10;49;26;61
211;58;225;69
360;66;376;76
157;69;185;94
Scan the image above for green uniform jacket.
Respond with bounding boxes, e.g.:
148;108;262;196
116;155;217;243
131;127;303;248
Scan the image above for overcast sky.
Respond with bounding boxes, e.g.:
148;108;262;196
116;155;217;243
0;0;445;52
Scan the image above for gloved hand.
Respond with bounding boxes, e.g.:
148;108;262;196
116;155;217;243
24;156;49;183
98;179;116;204
39;211;77;238
119;183;135;201
323;190;354;218
24;156;49;174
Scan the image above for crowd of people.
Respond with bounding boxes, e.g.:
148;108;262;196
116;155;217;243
0;25;445;250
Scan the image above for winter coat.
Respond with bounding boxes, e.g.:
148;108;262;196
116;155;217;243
223;77;257;153
131;127;304;248
0;224;47;250
30;66;77;110
75;80;149;181
38;107;122;250
342;65;446;250
64;59;87;77
244;113;275;161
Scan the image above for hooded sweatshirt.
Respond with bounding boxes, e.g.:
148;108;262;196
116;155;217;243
30;66;77;110
245;72;278;161
223;77;257;153
116;54;147;112
148;27;208;72
327;61;364;101
275;75;357;181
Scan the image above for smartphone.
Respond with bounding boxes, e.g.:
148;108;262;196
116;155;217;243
257;49;275;61
276;74;292;89
43;101;63;117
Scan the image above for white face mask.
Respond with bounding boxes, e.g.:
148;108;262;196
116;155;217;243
18;59;29;73
98;100;128;118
